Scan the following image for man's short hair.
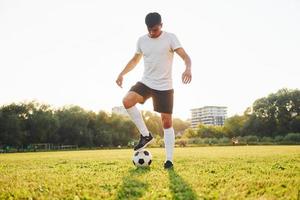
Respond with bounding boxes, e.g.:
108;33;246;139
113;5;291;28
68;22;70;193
145;12;162;28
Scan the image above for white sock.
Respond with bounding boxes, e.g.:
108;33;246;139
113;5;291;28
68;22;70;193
126;106;149;136
164;127;175;162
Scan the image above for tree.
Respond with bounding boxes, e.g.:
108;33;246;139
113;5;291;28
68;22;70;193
143;111;163;136
0;103;28;146
182;128;197;138
173;118;190;136
193;124;225;138
224;115;248;137
56;106;90;146
25;102;59;144
248;88;300;136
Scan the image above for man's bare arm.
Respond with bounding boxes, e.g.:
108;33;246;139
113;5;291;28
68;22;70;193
175;47;192;84
116;53;142;88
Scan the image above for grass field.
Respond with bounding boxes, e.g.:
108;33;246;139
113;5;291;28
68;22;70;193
0;146;299;200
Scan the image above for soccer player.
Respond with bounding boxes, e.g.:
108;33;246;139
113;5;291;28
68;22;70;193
116;12;192;169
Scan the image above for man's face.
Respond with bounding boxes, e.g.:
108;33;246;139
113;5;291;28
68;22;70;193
147;24;162;38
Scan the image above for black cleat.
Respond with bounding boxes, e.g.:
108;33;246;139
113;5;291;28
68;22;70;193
134;132;154;151
164;160;174;169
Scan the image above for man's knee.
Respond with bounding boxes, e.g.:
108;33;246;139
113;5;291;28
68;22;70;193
163;122;172;129
123;92;144;109
162;116;172;129
122;93;140;109
122;97;133;109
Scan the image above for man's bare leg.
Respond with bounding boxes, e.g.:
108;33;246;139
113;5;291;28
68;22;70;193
122;91;144;109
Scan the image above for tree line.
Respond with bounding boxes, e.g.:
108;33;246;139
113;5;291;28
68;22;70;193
0;88;299;149
0;102;189;149
183;88;300;141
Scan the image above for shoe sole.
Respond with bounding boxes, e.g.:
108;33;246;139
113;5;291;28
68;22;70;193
134;137;154;152
164;166;174;170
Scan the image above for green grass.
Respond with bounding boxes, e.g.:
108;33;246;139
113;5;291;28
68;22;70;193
0;146;299;199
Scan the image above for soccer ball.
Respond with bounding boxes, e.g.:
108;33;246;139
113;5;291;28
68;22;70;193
132;149;152;167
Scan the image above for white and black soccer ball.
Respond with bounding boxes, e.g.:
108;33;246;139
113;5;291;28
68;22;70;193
132;149;152;167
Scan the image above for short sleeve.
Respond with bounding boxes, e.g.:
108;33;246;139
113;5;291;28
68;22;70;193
170;33;182;51
136;38;142;54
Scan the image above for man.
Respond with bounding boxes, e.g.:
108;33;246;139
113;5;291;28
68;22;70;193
116;12;192;169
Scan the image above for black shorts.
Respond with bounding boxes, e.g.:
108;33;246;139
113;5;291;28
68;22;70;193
129;82;174;114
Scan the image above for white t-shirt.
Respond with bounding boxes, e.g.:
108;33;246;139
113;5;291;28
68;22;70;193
136;31;182;91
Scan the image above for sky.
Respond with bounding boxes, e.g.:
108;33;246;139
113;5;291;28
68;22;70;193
0;0;299;120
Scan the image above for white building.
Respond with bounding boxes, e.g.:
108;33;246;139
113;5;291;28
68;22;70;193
112;106;128;116
190;106;227;128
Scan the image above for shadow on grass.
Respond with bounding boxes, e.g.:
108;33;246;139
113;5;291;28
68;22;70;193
115;167;150;200
168;169;198;200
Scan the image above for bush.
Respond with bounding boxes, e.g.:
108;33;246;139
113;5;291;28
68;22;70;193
274;135;284;143
284;133;300;142
236;136;246;144
152;135;164;147
202;138;218;145
218;137;230;144
261;137;273;143
244;135;259;144
174;133;300;147
176;139;188;147
210;138;219;144
188;138;204;144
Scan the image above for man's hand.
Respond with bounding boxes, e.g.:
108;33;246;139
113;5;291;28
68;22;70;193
116;74;123;88
175;48;192;84
115;53;142;88
182;68;192;84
